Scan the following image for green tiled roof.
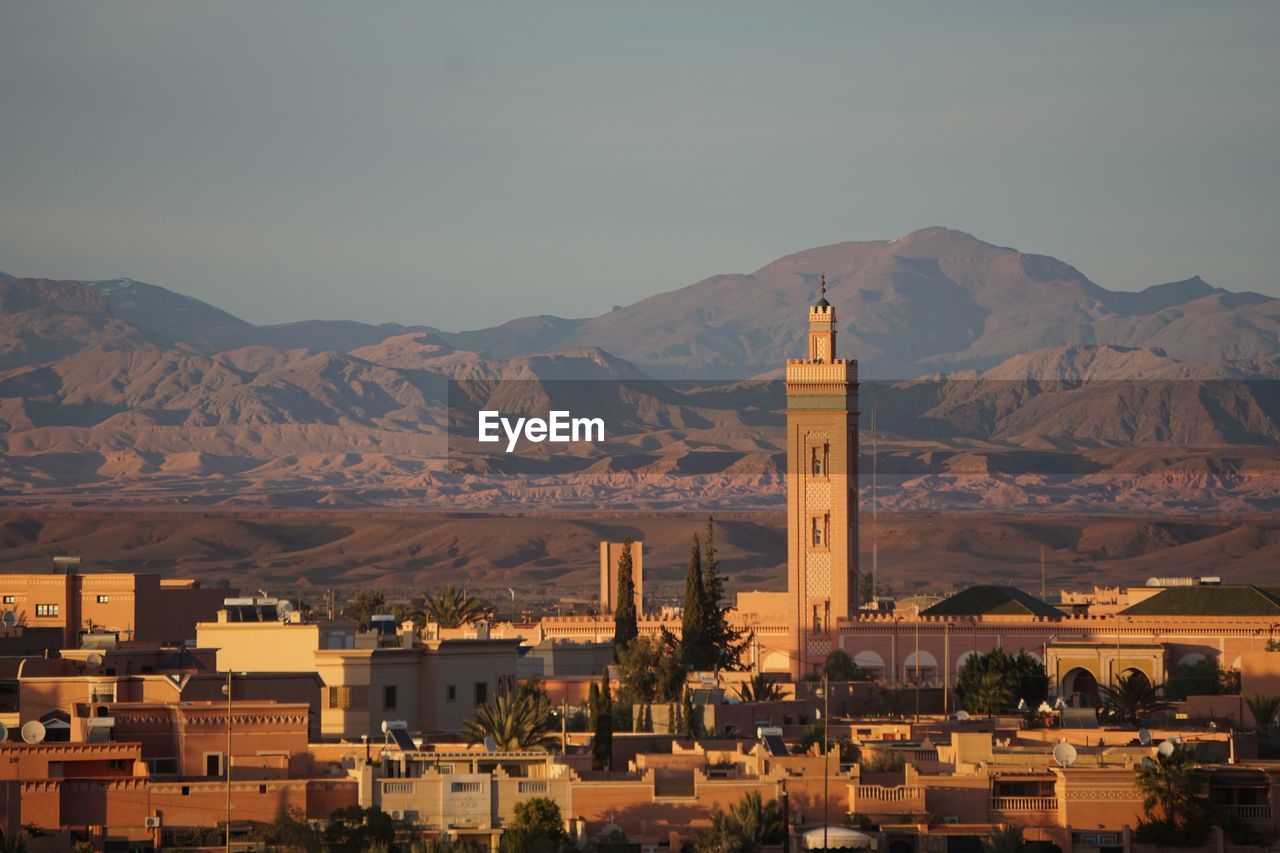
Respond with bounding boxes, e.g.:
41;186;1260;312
920;585;1062;619
1121;585;1280;617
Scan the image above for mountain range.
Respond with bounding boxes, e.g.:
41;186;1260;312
0;227;1277;511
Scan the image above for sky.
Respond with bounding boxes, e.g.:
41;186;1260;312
1;2;1277;330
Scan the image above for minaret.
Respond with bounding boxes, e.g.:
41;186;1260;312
785;274;859;676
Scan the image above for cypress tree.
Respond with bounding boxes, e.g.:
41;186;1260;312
613;537;639;659
702;516;750;671
680;533;710;669
591;669;613;770
681;689;700;741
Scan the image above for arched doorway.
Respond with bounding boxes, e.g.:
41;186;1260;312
1062;667;1099;706
904;650;938;685
1120;667;1151;689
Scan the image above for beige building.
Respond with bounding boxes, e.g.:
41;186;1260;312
196;604;520;740
0;565;233;648
599;539;643;615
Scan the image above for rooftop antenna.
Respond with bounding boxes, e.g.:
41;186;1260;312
1040;545;1046;600
1052;741;1078;768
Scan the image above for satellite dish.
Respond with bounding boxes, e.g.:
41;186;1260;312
1;611;16;629
1055;697;1067;711
20;721;46;745
85;652;104;669
278;600;294;622
1138;729;1152;746
483;736;497;753
0;722;8;743
380;720;390;734
1052;742;1078;768
1140;756;1155;768
1157;740;1176;757
955;710;970;721
1017;698;1028;712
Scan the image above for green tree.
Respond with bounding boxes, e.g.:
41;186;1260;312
590;669;613;770
343;589;387;628
499;797;575;853
613;537;639;658
689;790;784;853
1246;693;1280;728
322;805;395;853
736;672;783;703
464;686;557;751
413;584;491;628
1135;742;1207;830
0;829;27;853
1165;658;1221;699
1099;672;1172;726
955;649;1047;714
261;806;321;851
964;670;1015;716
681;533;712;669
824;649;872;682
858;570;877;606
616;635;686;705
681;689;702;740
413;837;483;852
701;517;751;671
980;826;1025;853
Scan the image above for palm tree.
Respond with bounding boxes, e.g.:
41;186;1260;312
1245;693;1280;729
736;672;783;703
0;829;27;853
464;688;557;751
690;790;783;852
1134;743;1206;828
980;826;1024;853
413;584;490;628
964;670;1014;716
1099;672;1172;726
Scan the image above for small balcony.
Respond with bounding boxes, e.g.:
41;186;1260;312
1217;803;1272;822
990;796;1059;813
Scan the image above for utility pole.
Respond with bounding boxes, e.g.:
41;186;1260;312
780;777;791;853
821;674;830;851
871;405;878;605
914;618;921;721
225;670;232;853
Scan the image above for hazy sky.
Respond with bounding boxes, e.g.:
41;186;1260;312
2;2;1277;330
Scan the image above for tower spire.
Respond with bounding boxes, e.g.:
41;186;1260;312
820;273;826;301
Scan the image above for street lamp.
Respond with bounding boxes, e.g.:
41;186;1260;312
222;671;233;853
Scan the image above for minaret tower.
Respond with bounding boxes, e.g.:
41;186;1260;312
785;275;859;676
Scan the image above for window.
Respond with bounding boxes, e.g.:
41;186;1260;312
518;780;548;794
446;684;457;702
474;681;488;706
96;595;109;604
205;753;223;777
181;786;190;796
328;686;352;710
36;604;59;618
2;596;13;604
384;685;397;710
810;513;830;550
451;781;482;793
